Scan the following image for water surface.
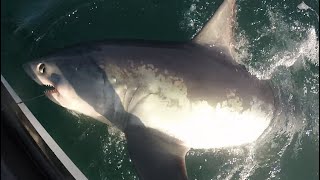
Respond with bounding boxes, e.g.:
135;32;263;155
1;0;319;179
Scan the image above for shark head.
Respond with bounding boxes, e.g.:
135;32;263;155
24;59;69;105
23;56;120;125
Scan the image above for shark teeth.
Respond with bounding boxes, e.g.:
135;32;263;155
43;84;58;94
44;89;58;94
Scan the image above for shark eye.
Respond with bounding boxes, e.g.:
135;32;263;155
38;63;46;74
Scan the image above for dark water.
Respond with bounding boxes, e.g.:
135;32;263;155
1;0;319;179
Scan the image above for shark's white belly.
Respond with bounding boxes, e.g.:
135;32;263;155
107;63;274;149
129;93;273;149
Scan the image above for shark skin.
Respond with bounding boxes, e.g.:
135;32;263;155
23;0;277;179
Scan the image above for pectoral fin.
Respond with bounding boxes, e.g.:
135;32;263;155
193;0;236;57
125;125;189;180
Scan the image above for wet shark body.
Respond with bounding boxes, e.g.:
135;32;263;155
24;0;276;179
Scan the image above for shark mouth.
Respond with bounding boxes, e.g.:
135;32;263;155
43;84;58;94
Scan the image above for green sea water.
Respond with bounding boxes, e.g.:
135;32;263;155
1;0;319;179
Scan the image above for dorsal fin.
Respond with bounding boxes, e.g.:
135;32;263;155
192;0;236;56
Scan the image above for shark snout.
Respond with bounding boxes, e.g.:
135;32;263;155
23;63;35;78
23;63;43;85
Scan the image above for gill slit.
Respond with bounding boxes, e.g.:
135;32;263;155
127;84;141;112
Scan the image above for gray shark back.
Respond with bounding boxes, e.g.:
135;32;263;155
49;40;275;112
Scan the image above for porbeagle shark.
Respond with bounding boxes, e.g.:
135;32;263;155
24;0;276;179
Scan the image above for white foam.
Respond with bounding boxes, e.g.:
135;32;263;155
180;1;207;36
297;1;319;20
297;1;310;10
256;27;319;79
234;10;319;80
